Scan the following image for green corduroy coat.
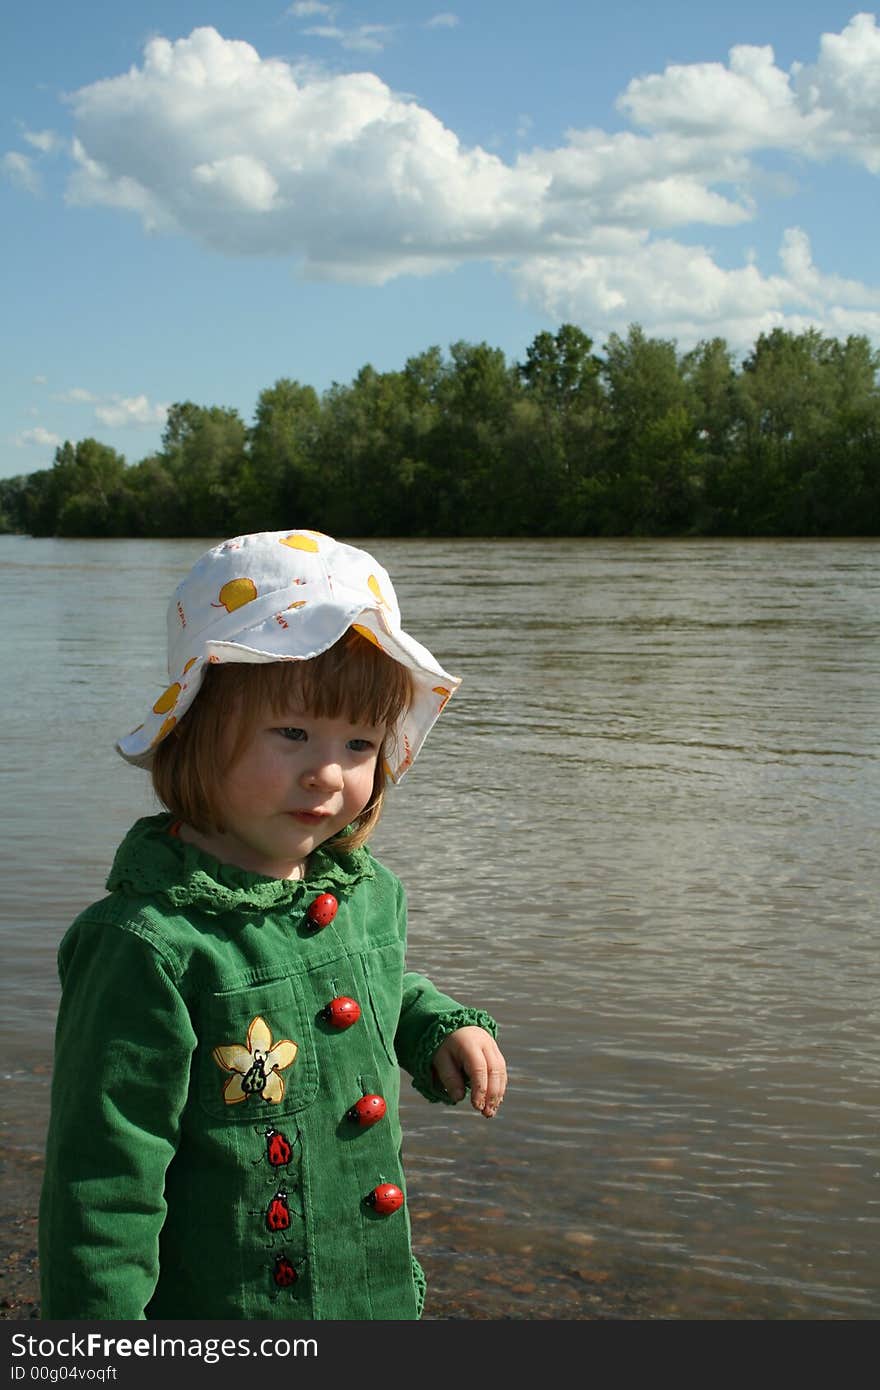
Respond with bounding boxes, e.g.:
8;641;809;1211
39;815;497;1320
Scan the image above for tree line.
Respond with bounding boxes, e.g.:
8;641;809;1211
2;323;878;539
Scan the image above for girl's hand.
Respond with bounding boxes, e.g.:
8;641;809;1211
431;1027;508;1118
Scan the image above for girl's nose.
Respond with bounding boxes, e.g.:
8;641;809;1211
300;758;344;792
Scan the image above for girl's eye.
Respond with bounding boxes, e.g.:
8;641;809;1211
277;727;307;742
347;738;374;753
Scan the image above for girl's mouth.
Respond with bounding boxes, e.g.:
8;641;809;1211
287;811;330;825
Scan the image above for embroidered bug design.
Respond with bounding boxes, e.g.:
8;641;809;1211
212;1016;297;1106
241;1049;269;1097
250;1181;302;1250
271;1251;298;1289
252;1125;294;1170
264;1189;291;1234
250;1186;294;1232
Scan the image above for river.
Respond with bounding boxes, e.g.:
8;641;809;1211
1;534;877;1319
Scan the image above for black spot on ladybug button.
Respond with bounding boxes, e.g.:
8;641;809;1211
347;1094;387;1127
365;1182;404;1215
320;995;361;1029
306;893;338;931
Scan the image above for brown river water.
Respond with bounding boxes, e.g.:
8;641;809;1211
1;535;878;1320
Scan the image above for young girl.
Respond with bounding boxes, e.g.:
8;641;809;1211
39;528;506;1321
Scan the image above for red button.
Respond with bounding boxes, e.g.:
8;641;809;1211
366;1183;404;1214
321;995;361;1029
306;893;338;930
348;1094;387;1127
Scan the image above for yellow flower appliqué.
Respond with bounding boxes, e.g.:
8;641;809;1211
212;1016;298;1106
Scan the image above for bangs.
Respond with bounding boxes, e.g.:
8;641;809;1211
221;629;413;736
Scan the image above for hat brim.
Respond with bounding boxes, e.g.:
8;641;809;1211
115;602;460;783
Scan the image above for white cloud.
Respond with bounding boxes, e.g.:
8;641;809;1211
426;12;459;28
2;150;41;194
193;155;279;212
17;426;61;448
303;23;395;52
619;12;880;173
287;2;334;16
23;128;62;154
511;227;880;351
94;395;169;429
65;28;541;278
60;20;880;346
56;387;97;403
792;11;880;172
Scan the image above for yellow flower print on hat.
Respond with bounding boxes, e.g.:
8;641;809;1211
212;1016;298;1106
279;534;320;553
153;683;181;715
351;623;382;649
151;715;177;747
368;574;389;606
212;578;258;613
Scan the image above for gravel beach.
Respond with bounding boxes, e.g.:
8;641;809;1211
3;1152;633;1321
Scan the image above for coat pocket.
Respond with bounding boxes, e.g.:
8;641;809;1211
196;976;319;1121
360;941;405;1068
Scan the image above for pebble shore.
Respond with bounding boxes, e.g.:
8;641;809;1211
3;1154;635;1321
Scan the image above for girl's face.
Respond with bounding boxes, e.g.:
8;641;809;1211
194;703;384;879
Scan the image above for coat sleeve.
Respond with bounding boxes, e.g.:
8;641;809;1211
39;916;197;1319
389;877;499;1105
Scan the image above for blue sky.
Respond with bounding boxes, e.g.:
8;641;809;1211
3;1;878;479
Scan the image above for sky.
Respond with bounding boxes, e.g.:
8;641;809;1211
2;1;879;479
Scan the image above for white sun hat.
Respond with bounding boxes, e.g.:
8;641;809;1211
116;529;460;782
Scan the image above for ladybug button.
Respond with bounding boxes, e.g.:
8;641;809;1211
348;1094;387;1127
320;996;361;1029
366;1182;404;1215
306;893;338;931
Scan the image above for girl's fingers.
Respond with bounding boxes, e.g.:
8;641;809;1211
432;1049;466;1102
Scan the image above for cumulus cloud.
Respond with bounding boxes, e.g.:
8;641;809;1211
426;12;459;28
511;227;880;350
59;19;880;344
619;11;880;172
65;28;542;278
56;387;97;403
2;151;41;194
23;128;62;154
287;2;334;15
51;383;170;428
17;426;61;448
303;23;395;52
94;395;169;429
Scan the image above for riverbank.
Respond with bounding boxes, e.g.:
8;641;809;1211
3;1153;637;1321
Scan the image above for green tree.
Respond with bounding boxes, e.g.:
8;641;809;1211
427;341;520;533
736;328;860;532
247;379;322;531
681;337;740;532
602;325;697;532
517;324;607;532
48;438;130;537
160;402;248;535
